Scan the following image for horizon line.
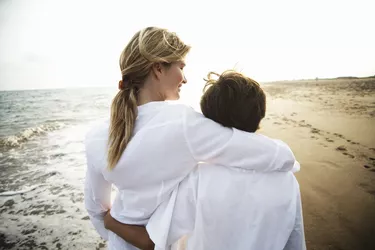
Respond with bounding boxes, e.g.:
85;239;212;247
1;74;374;92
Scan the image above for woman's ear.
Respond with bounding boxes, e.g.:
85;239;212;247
151;63;163;80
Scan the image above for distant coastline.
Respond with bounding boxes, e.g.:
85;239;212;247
334;75;375;80
263;75;375;84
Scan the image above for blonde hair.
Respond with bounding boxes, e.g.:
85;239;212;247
108;27;190;170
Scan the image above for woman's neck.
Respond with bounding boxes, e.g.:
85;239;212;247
137;84;164;106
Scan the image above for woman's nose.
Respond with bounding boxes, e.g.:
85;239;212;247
182;74;187;84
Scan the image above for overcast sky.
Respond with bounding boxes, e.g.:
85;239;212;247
0;0;374;94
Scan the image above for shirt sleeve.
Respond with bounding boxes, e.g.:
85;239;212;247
183;108;295;172
167;168;198;243
283;184;306;250
147;168;199;249
84;158;112;240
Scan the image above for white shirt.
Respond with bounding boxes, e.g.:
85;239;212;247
84;101;298;250
147;164;306;250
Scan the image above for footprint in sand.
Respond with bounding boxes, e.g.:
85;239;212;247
325;138;334;143
336;146;355;158
311;128;320;134
342;152;355;158
300;123;312;128
364;165;375;172
333;133;344;138
282;117;290;123
368;157;375;168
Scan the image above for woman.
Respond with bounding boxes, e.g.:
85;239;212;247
84;27;296;250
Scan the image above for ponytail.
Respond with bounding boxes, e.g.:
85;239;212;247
107;87;137;170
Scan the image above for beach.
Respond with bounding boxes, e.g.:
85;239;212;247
261;78;375;250
1;78;375;249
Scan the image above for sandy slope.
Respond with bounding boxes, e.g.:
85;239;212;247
260;78;375;250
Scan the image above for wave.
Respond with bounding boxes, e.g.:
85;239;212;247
0;122;65;149
0;185;38;196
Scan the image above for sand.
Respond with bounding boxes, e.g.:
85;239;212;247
260;78;375;250
1;78;374;249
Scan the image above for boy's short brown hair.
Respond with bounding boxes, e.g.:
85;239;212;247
200;70;266;132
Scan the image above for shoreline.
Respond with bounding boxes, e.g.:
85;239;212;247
1;78;375;249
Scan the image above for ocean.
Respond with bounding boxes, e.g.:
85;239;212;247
0;87;118;249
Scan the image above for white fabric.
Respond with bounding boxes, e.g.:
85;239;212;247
148;164;306;250
84;101;298;250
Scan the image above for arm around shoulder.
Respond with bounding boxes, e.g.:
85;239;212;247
183;107;297;172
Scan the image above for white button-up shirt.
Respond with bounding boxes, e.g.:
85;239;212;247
84;101;299;250
147;163;305;250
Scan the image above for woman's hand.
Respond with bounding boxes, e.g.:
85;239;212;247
104;210;114;230
103;210;154;250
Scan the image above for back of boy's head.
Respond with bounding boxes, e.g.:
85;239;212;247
200;70;266;133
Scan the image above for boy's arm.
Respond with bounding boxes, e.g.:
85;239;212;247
104;212;154;250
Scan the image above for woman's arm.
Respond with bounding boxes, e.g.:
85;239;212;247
84;161;112;240
183;107;296;172
104;212;155;250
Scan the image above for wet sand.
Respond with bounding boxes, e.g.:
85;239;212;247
0;172;106;249
260;78;375;250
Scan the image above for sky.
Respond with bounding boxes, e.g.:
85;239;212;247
0;0;374;97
